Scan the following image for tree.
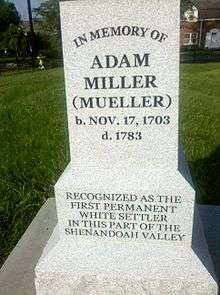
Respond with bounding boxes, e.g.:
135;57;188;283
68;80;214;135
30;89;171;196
2;24;27;67
0;0;21;53
34;0;61;57
3;25;27;55
0;0;20;33
181;0;194;15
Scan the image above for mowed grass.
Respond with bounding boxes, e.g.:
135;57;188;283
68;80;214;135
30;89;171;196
180;63;220;204
0;63;220;265
0;69;69;265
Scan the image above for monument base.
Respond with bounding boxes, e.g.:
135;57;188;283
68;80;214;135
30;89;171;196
35;209;218;295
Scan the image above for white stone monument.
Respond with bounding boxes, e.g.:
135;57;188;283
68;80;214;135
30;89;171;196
35;0;218;294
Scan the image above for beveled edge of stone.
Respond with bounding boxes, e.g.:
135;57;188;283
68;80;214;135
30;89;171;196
0;198;57;295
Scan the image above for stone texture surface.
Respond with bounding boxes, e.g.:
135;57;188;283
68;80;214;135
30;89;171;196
35;203;218;294
55;0;196;248
33;0;218;293
0;199;219;294
60;0;180;171
55;157;195;246
0;199;57;295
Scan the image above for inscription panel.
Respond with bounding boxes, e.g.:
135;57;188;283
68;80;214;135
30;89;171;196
60;0;180;171
63;191;187;243
57;0;192;246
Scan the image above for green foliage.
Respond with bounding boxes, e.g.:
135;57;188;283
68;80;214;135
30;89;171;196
2;24;27;57
0;0;21;52
0;0;20;33
34;0;61;57
181;0;194;15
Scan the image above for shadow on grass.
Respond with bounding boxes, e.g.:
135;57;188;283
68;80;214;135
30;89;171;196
190;146;220;205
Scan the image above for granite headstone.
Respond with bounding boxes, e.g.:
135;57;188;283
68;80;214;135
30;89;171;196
35;0;218;294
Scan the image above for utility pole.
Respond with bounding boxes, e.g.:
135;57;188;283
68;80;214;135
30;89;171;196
27;0;36;66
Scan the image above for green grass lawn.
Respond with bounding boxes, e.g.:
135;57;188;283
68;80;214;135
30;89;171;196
0;69;69;265
0;64;220;265
180;63;220;204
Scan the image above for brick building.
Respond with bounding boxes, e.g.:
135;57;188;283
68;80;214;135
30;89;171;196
180;0;220;49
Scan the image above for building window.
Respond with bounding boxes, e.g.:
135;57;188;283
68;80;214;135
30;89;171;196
211;32;218;44
183;33;198;45
205;29;220;49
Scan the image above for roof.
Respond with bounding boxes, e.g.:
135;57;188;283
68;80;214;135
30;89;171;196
193;0;220;19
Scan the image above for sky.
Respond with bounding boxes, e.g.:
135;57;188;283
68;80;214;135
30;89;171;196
10;0;43;20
